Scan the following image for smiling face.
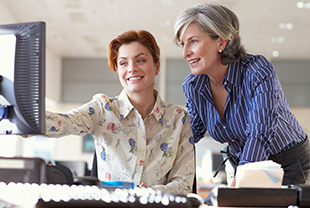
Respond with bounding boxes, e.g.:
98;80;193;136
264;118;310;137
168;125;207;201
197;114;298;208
117;41;160;95
180;23;224;75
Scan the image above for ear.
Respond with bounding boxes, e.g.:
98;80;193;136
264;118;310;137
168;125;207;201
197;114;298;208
155;60;160;75
218;37;228;50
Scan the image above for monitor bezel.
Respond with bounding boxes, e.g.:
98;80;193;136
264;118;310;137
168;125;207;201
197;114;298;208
0;21;46;135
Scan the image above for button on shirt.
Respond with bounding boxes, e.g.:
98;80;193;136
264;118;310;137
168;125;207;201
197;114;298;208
46;89;195;195
183;54;306;166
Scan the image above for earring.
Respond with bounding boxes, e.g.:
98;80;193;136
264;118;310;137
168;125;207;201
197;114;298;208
219;49;222;53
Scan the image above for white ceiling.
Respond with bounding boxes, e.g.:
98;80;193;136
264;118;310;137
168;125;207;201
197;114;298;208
1;0;310;61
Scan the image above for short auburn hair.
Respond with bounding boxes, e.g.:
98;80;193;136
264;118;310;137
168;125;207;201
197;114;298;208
108;30;160;71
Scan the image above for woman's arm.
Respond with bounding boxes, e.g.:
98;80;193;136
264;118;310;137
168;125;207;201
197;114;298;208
45;95;104;137
183;80;207;143
240;65;280;165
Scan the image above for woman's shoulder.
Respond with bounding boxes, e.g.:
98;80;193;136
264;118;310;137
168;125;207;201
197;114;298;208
85;93;122;118
239;54;278;88
92;93;117;102
160;100;189;117
90;93;119;110
241;54;275;76
242;54;273;71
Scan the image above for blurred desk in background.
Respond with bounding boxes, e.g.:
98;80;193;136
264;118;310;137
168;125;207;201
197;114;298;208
197;181;226;199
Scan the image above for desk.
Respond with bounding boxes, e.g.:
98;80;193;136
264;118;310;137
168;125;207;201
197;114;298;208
201;186;302;208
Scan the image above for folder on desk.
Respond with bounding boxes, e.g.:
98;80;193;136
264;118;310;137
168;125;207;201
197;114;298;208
101;181;135;189
236;160;284;188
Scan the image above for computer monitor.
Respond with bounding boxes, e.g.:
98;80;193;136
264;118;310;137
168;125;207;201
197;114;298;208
0;21;46;135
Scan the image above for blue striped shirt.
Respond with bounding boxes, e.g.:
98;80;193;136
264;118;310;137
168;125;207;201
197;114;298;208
183;54;306;165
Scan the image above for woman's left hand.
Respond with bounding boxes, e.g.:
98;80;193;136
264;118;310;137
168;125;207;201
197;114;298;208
139;182;148;188
230;176;236;187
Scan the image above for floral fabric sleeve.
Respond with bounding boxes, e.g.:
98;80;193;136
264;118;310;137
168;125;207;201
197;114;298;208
45;97;104;137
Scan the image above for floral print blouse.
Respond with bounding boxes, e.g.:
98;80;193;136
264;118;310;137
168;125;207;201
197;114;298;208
46;89;195;195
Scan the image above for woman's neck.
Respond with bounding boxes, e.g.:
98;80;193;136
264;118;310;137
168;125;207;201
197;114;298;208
126;89;156;120
208;63;229;86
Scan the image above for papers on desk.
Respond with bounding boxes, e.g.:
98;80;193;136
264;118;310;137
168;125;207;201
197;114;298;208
235;160;284;188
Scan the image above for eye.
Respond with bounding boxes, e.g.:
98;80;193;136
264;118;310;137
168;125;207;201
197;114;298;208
190;39;197;45
118;61;127;66
137;59;146;63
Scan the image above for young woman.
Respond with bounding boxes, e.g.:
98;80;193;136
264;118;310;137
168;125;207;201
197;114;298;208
173;4;309;186
46;30;195;194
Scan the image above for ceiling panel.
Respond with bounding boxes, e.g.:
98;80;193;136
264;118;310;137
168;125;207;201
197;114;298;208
0;0;309;60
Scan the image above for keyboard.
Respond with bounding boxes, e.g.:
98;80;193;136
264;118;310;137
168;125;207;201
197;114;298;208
0;182;202;208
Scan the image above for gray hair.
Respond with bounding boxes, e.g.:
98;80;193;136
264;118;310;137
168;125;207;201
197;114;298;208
173;4;246;65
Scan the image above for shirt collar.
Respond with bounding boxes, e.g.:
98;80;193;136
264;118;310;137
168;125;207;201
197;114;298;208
118;89;135;120
223;61;243;88
150;90;166;126
118;89;166;125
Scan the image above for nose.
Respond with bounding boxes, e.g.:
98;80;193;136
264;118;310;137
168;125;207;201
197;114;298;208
128;61;137;73
182;44;191;59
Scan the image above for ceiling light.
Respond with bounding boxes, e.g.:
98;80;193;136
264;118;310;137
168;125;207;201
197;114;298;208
297;2;304;8
160;20;171;26
279;23;294;30
272;50;280;57
271;36;285;43
286;23;294;30
297;1;310;8
161;0;174;5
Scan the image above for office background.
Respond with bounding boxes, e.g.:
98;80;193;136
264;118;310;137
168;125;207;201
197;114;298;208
0;0;309;184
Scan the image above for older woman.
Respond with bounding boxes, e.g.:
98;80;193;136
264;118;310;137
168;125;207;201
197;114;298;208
173;4;309;186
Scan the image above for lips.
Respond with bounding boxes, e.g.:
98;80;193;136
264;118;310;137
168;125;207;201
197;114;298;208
128;76;143;81
188;58;200;65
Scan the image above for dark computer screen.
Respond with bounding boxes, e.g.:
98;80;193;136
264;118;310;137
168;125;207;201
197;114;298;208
0;21;46;135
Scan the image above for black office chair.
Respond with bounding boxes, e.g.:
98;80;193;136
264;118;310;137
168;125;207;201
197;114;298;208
55;160;89;177
46;164;74;185
91;145;197;194
90;150;98;178
192;145;197;194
